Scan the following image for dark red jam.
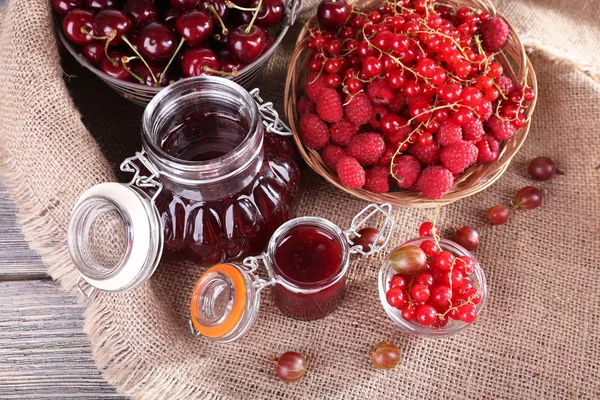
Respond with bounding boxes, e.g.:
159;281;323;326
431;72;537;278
160;112;248;161
272;225;347;321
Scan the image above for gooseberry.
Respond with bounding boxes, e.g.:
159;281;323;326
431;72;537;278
370;340;401;370
271;352;308;383
389;245;427;275
514;186;543;209
453;226;480;251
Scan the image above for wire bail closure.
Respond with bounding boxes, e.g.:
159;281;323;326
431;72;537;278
344;203;395;256
249;88;292;137
120;150;163;203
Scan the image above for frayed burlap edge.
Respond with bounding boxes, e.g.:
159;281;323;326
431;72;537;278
0;16;598;400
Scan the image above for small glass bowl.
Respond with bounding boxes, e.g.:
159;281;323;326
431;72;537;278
378;238;487;338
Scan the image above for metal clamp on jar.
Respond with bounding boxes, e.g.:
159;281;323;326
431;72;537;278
68;77;301;298
188;203;395;343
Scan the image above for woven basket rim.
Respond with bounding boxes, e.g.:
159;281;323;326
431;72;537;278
284;0;538;208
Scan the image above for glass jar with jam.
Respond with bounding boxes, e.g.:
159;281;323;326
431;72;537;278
68;77;301;295
188;203;395;343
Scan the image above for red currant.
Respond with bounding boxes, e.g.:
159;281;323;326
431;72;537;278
418;221;438;237
386;287;409;309
389;274;408;290
415;304;437;325
420;240;440;257
411;283;430;302
434;251;455;271
458;304;477;323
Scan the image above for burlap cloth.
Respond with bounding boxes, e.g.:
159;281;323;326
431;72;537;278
1;0;599;398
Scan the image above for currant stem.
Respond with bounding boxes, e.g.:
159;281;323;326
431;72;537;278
208;5;229;35
121;35;158;85
161;36;185;83
245;0;263;34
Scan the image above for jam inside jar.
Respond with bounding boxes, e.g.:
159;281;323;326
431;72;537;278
267;217;351;321
141;77;301;265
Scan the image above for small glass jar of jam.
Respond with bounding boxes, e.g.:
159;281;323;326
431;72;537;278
189;203;395;342
67;77;300;295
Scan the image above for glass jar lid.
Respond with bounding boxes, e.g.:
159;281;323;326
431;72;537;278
68;181;163;293
189;262;271;342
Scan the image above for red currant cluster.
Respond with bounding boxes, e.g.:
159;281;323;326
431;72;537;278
296;0;536;199
385;222;481;328
54;0;283;86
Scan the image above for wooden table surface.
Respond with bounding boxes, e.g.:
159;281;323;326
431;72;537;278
0;184;126;399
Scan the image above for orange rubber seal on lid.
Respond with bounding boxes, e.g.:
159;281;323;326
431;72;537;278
189;264;247;338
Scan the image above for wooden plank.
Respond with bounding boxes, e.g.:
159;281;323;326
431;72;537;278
0;280;126;399
0;184;47;280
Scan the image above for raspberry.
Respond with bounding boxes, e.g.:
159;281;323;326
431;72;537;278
440;140;479;174
391;155;422;189
296;97;316;117
476;98;493;121
437;120;462;146
417;166;454;200
337;156;366;189
316;88;343;123
344;92;373;126
496;76;516;96
476;134;501;164
347;133;386;165
388;92;407;113
330;118;358;146
462;119;485;142
366;78;395;106
299;113;329;150
364;166;390;193
321;144;346;171
305;72;328;102
370;105;388;130
409;142;441;166
377;145;395;166
480;17;509;52
487;115;516;140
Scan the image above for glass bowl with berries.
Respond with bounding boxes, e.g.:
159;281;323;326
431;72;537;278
53;0;302;105
378;236;487;337
284;0;537;206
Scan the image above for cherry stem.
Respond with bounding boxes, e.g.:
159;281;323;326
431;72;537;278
245;0;263;34
121;35;158;85
121;56;145;84
161;36;185;84
225;0;260;12
203;66;239;77
103;31;118;66
208;5;229;35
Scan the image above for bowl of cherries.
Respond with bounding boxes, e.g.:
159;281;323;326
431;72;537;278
53;0;302;105
378;231;487;337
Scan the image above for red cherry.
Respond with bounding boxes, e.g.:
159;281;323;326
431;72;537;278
122;0;158;27
94;9;133;46
53;0;83;16
85;0;119;11
250;0;284;27
199;0;229;25
99;50;133;81
80;42;105;65
181;47;219;77
138;22;177;61
317;0;351;30
161;9;181;28
62;8;96;45
219;50;245;74
176;11;213;46
134;61;173;86
228;24;266;64
169;0;199;10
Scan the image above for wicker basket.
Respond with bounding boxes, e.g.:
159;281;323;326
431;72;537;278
58;0;303;106
284;0;538;208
